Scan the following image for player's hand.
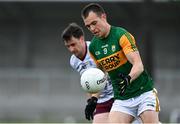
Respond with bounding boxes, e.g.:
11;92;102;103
118;73;131;96
85;96;98;120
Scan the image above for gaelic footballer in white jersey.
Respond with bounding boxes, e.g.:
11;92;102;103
70;41;113;103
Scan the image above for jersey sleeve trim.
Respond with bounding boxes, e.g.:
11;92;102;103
119;32;138;55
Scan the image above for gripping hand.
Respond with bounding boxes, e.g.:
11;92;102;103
85;96;98;120
118;73;131;96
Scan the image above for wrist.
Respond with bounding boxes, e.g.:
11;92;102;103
91;96;98;102
87;96;98;103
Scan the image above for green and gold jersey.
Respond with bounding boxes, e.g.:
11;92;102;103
89;26;153;100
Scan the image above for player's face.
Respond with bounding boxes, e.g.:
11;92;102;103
64;36;85;58
83;11;107;38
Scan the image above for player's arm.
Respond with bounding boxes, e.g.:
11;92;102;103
126;51;144;82
117;32;144;95
120;32;144;82
85;91;100;121
84;72;102;120
84;47;103;120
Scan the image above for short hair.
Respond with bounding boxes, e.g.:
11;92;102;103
81;3;105;19
61;22;84;42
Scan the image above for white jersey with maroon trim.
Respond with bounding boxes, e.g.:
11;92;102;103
70;41;113;103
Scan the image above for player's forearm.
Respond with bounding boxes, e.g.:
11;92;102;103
129;61;144;82
126;51;144;82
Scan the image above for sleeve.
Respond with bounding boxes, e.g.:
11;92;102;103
70;55;76;70
119;32;138;55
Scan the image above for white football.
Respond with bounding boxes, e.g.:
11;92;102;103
80;68;107;93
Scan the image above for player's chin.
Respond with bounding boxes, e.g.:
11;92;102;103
93;33;98;36
93;32;99;36
94;33;102;38
74;52;79;57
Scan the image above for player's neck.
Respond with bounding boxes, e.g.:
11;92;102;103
79;42;87;61
104;23;111;38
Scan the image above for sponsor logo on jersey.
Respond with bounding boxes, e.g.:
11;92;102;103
97;51;127;72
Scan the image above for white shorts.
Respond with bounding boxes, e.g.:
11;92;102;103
110;89;160;118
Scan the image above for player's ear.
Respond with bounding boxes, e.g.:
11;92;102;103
80;36;84;42
101;13;107;20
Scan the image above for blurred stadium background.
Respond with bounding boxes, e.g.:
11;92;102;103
0;0;180;123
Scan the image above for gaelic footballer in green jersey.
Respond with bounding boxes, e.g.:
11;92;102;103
82;3;160;123
89;26;154;100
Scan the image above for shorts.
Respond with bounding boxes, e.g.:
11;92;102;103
110;89;160;118
94;98;114;115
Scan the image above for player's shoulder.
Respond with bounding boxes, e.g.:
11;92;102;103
112;26;127;35
109;26;130;41
70;54;78;68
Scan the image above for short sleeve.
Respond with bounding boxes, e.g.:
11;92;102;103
119;32;138;55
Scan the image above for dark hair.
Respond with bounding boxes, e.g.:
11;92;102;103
81;3;105;19
61;22;84;42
